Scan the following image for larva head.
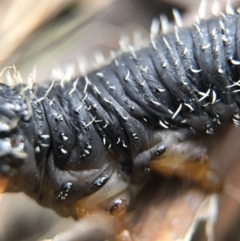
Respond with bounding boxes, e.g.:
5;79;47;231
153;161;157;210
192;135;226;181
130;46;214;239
0;83;33;192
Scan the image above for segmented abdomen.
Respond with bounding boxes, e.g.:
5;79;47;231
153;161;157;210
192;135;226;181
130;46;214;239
37;13;240;140
97;13;240;133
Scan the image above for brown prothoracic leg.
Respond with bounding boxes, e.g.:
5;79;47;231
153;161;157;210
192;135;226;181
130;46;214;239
150;155;223;192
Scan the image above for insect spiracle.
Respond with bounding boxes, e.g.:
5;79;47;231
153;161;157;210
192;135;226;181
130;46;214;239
1;2;240;241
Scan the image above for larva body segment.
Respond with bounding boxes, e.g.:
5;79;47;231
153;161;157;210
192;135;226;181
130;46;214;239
0;14;240;218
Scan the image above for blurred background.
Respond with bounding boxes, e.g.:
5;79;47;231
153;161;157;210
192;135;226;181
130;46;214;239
0;0;240;240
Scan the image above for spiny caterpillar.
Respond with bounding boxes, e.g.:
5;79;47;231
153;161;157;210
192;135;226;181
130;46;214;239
0;7;240;240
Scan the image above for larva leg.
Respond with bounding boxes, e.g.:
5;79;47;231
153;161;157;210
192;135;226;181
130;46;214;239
0;176;9;193
72;169;135;241
130;142;167;184
148;133;223;192
73;168;132;218
133;143;166;172
0;163;11;193
150;155;223;192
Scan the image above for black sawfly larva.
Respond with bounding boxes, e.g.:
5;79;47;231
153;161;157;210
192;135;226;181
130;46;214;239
1;6;240;240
